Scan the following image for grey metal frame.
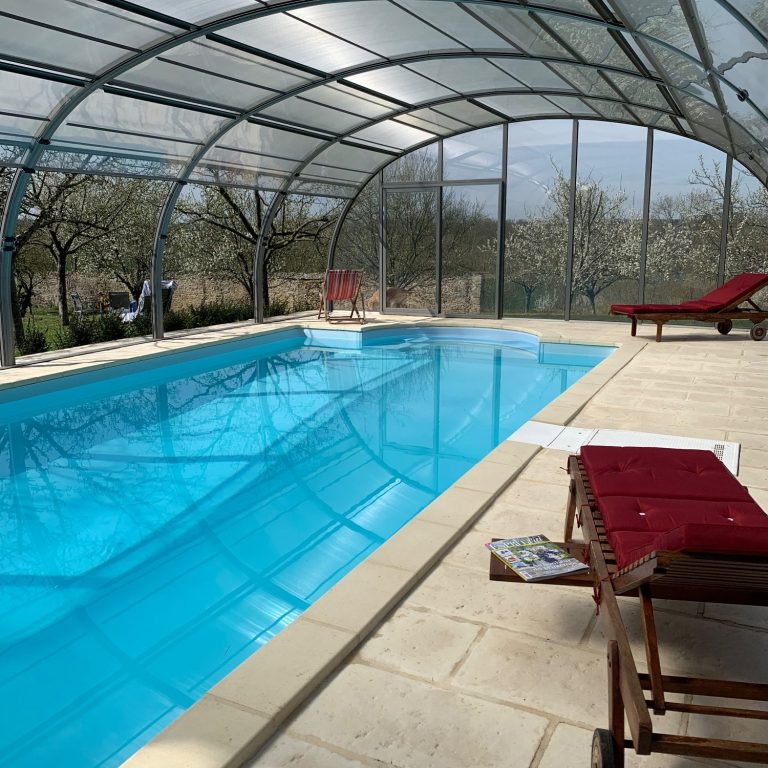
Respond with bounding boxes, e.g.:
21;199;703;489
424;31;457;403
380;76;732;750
1;0;767;364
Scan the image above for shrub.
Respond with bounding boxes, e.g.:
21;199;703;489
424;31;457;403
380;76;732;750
56;316;95;348
91;312;126;343
17;323;49;356
265;297;291;317
163;309;192;332
124;314;152;338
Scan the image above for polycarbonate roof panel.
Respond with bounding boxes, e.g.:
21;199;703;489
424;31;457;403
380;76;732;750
220;13;378;72
489;59;573;89
434;100;500;126
262;97;368;133
1;0;177;49
397;107;473;135
547;95;599;115
543;16;638;70
550;63;619;98
310;143;392;173
127;0;258;24
59;90;225;147
346;67;456;104
641;41;715;103
589;100;639;122
478;94;566;118
469;5;571;57
216;122;323;159
407;59;524;94
154;39;314;93
0;0;764;191
605;72;670;110
119;58;275;110
290;1;459;57
288;179;357;198
396;0;514;48
0;14;136;75
350;120;435;150
307;85;398;119
0;72;73;123
615;0;701;60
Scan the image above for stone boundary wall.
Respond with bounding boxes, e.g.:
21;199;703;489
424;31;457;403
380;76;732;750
32;272;488;315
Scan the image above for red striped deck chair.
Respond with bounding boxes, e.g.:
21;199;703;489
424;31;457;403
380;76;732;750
318;269;365;324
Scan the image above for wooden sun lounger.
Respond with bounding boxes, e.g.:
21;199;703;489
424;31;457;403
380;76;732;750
490;450;768;766
610;272;768;342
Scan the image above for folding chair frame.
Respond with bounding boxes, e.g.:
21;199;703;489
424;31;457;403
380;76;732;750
489;455;768;766
317;270;366;324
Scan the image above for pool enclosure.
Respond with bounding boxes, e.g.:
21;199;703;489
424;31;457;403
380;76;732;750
1;0;768;366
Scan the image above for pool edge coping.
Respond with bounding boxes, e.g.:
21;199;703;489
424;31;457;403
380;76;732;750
2;318;644;768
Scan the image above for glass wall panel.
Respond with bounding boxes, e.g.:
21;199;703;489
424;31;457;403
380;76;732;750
334;177;380;301
645;132;725;302
570;121;646;318
11;174;172;356
726;162;768;280
442;185;499;316
384;145;438;183
384;189;437;312
504;120;572;317
443;125;503;180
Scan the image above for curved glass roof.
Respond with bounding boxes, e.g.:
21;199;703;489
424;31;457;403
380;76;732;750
1;0;767;198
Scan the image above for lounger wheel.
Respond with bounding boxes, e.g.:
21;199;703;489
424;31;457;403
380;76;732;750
591;729;616;768
716;319;733;335
750;323;766;341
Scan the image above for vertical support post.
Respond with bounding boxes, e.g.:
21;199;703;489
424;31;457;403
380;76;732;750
436;139;444;315
496;123;508;319
0;167;32;368
718;155;733;286
638;128;654;304
254;191;286;323
564;119;579;321
0;235;15;368
151;181;184;341
378;171;386;313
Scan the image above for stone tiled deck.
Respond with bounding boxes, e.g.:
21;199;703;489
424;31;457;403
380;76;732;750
239;317;766;768
7;315;767;768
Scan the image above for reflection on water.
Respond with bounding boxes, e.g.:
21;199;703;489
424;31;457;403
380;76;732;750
0;334;606;767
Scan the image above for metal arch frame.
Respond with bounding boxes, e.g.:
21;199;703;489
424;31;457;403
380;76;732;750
1;0;767;362
146;46;677;336
249;87;688;323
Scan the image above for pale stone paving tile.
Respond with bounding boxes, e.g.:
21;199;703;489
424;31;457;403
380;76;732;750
474;502;566;541
248;736;373;767
286;664;550;768
355;606;482;681
452;627;609;725
495;477;570;512
407;562;595;642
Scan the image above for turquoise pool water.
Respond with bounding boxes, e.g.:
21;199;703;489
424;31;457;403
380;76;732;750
0;326;612;767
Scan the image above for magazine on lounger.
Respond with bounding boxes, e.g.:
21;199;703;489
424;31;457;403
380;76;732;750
486;534;588;582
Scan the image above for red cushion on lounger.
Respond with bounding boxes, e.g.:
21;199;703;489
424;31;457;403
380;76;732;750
610;303;686;315
609;524;768;569
678;272;768;312
598;496;768;534
580;446;751;502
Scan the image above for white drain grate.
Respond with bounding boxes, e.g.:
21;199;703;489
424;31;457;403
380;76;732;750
508;421;741;474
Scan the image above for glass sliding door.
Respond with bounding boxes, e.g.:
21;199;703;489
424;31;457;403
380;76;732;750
383;188;438;313
442;183;500;316
504;120;573;318
570;121;647;318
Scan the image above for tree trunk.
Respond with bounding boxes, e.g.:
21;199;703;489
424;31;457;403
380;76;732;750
57;256;69;326
524;287;535;313
11;269;24;346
